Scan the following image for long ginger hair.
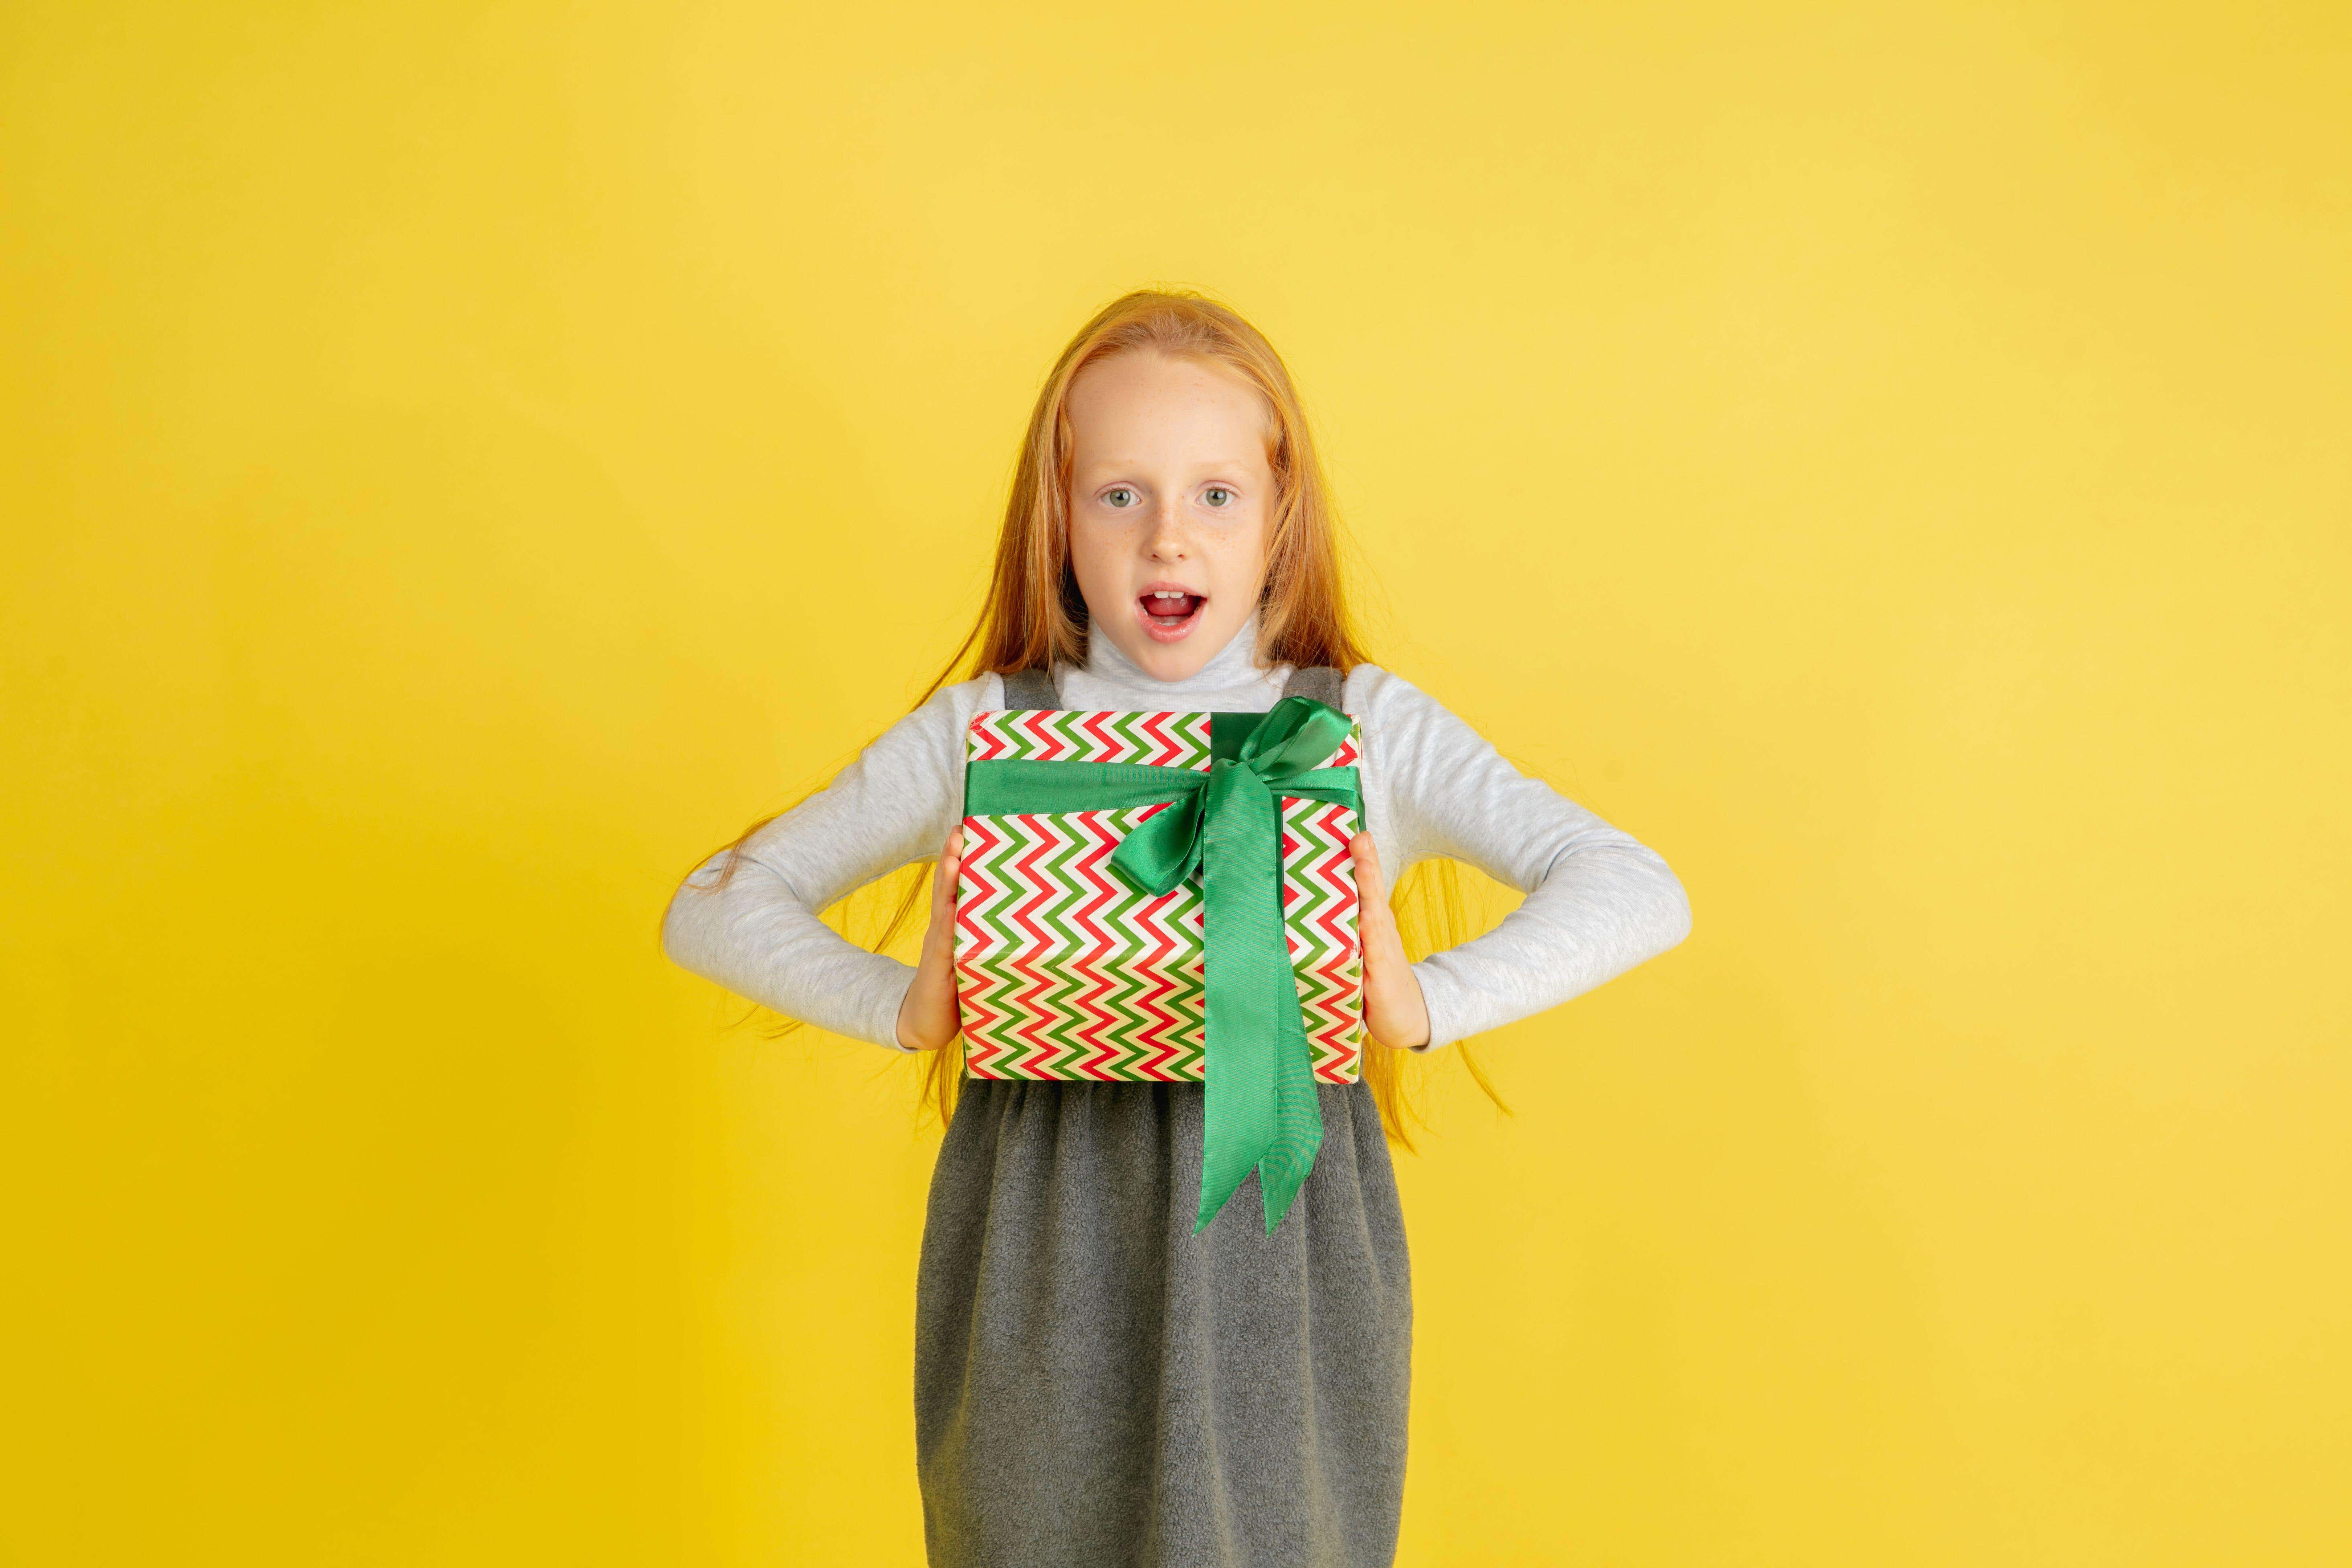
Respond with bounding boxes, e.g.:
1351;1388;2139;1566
688;288;1507;1144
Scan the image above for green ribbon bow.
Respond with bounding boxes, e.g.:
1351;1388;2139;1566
960;695;1361;1234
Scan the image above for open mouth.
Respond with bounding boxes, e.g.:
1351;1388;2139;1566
1138;589;1207;638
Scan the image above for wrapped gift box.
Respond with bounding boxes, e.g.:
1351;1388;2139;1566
952;706;1365;1085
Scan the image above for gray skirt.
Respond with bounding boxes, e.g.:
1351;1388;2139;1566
914;1077;1412;1568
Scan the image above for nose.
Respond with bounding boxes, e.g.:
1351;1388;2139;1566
1145;498;1188;561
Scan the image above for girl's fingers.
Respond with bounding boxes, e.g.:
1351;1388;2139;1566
1345;830;1431;1051
1352;833;1398;957
904;826;970;1050
1351;832;1389;915
934;824;964;905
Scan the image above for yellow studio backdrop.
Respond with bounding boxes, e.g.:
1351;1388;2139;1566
4;3;2347;1564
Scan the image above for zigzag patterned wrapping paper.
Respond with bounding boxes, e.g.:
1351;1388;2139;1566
954;708;1366;1085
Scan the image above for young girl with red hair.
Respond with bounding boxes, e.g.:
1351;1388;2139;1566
663;290;1690;1568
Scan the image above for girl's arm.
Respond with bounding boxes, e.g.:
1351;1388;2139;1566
660;680;988;1049
1351;667;1693;1050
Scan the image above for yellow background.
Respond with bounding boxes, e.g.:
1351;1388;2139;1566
5;3;2348;1563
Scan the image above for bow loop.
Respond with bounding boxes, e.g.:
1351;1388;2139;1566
1237;690;1357;781
1107;696;1355;901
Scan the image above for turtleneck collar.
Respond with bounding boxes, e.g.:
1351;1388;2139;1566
1057;611;1291;714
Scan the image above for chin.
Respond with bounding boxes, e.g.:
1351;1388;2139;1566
1127;644;1208;679
1114;622;1229;681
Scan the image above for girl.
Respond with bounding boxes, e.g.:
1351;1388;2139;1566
662;290;1691;1568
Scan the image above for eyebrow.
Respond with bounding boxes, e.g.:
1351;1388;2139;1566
1077;458;1263;475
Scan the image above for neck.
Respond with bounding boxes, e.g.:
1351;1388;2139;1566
1086;612;1266;686
1060;612;1289;712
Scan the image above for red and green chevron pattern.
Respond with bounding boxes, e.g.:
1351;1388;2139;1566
955;709;1365;1085
1282;796;1365;1082
965;708;1213;767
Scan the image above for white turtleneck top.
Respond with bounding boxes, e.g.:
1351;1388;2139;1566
660;616;1690;1053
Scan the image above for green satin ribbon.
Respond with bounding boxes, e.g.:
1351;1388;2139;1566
961;695;1360;1234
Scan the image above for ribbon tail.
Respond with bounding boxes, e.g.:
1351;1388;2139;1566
1193;763;1284;1234
1254;986;1325;1234
1196;1090;1267;1234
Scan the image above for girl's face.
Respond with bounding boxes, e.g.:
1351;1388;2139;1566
1064;350;1275;682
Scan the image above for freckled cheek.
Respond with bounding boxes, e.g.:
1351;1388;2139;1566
1220;518;1272;585
1202;535;1267;593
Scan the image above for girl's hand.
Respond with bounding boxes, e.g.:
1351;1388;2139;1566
894;823;966;1052
1349;831;1432;1050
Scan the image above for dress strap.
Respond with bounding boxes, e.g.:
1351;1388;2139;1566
998;666;1061;710
1279;663;1344;709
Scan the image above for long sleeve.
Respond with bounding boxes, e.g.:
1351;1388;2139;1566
659;676;995;1049
1347;666;1692;1051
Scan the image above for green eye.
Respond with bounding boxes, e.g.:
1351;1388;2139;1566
1204;487;1232;507
1104;487;1137;507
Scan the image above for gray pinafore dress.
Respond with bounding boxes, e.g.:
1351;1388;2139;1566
913;663;1413;1568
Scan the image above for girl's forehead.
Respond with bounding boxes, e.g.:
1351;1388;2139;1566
1067;350;1277;457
